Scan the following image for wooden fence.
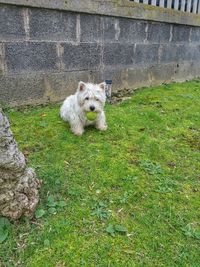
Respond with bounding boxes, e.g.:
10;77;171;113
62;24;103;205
129;0;200;14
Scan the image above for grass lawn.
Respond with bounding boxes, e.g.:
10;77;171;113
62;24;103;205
1;80;200;267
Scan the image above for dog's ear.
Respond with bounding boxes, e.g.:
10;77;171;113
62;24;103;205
99;82;106;91
78;81;86;92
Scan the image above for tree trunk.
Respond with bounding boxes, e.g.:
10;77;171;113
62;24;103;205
0;109;41;220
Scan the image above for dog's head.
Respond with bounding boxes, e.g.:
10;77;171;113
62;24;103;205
76;81;106;113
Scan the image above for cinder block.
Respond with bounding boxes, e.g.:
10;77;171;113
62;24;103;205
46;71;94;99
101;67;124;87
0;5;25;40
159;44;178;63
103;43;134;66
177;45;190;61
193;45;200;60
80;14;102;42
171;25;191;42
62;43;101;70
190;27;200;42
159;44;200;63
118;18;147;43
147;22;171;43
181;44;200;61
0;73;45;106
134;44;159;65
102;17;117;42
29;8;76;41
5;42;58;73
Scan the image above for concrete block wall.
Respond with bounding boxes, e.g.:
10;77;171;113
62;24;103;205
0;2;200;106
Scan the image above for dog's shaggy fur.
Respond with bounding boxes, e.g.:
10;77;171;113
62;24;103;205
60;81;107;135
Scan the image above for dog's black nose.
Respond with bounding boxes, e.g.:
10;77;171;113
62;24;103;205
90;106;95;111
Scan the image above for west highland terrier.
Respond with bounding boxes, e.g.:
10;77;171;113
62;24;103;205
60;81;107;135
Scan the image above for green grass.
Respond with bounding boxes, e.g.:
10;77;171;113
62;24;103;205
1;80;200;267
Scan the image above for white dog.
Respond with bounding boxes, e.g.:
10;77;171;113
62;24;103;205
60;81;107;135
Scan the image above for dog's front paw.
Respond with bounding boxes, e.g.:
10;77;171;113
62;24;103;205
73;129;84;136
97;124;108;131
71;126;84;136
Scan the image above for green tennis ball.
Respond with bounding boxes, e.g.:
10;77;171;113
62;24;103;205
86;112;97;121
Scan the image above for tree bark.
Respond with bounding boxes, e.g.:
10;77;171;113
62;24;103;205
0;109;41;220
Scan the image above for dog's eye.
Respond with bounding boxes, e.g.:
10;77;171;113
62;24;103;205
95;98;99;101
85;97;89;100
